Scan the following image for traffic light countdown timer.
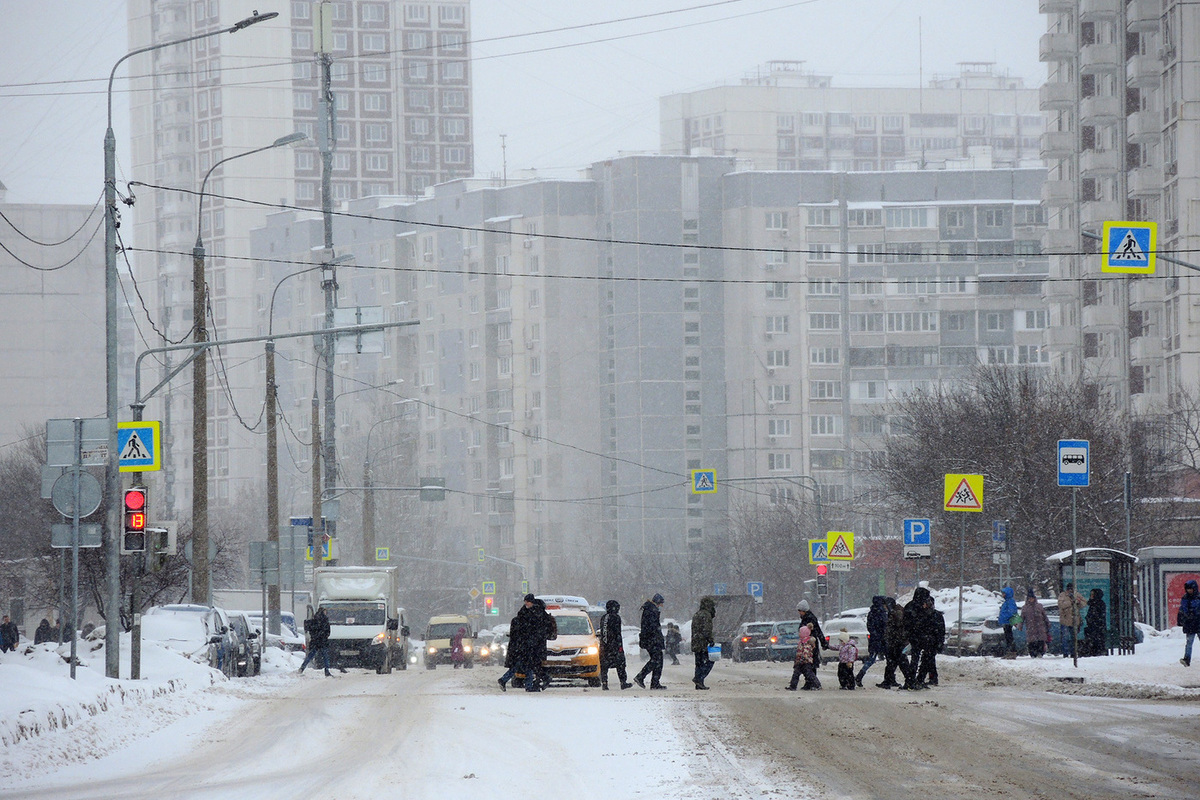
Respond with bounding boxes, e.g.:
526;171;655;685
122;486;147;553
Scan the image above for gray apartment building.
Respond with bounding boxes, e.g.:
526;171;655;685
250;156;1049;604
1040;0;1200;414
124;0;473;518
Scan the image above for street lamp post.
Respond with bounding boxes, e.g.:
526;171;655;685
102;9;277;678
363;402;415;562
191;131;305;607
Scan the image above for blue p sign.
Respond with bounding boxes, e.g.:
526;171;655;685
903;519;931;546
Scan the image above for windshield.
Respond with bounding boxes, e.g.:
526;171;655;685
427;622;469;639
745;624;773;635
323;603;386;626
553;615;593;636
774;622;801;637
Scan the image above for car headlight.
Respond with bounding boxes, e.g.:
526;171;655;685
585;645;598;656
428;646;437;655
373;632;387;644
409;654;419;663
463;644;472;653
479;646;490;657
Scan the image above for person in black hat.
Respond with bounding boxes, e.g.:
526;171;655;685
497;596;534;691
633;593;666;689
598;600;633;690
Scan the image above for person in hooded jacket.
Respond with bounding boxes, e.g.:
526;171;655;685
511;594;550;691
879;598;913;689
450;627;466;668
786;624;821;690
796;600;830;660
909;592;945;687
1084;588;1107;657
298;607;333;676
1022;590;1051;659
997;586;1020;658
855;595;889;687
633;593;666;689
665;623;683;665
598;600;633;690
497;597;532;691
34;618;53;645
1178;579;1200;667
690;597;717;690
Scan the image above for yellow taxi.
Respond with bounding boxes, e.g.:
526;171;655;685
521;607;601;687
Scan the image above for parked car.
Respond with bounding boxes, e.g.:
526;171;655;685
730;622;774;662
944;612;990;656
226;611;262;676
820;615;870;664
143;604;239;677
766;620;803;662
243;611;305;652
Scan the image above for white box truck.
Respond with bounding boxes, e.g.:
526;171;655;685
310;566;409;673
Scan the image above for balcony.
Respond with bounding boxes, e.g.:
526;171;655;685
1080;148;1120;173
1130;336;1162;363
1127;109;1161;141
1039;32;1076;63
1127;164;1163;196
1081;199;1122;222
1044;227;1078;251
1126;0;1162;30
1042;180;1075;206
1041;131;1076;157
1080;94;1122;121
1045;324;1078;348
1039;0;1074;11
1080;42;1122;72
1040;82;1075;109
1080;0;1120;20
1126;54;1162;87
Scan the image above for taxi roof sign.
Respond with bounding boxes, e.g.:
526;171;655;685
1101;220;1156;274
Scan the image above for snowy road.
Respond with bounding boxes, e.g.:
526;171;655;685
5;657;1199;800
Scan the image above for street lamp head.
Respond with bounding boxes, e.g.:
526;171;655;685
230;11;279;32
272;132;308;148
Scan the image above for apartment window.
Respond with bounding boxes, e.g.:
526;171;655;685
986;347;1014;364
855;244;887;263
768;453;793;471
766;282;789;299
410;117;430;136
442;90;466;110
362;64;387;83
944;209;966;228
365;154;389;172
848;209;882;227
807;207;837;226
985;312;1007;332
443;62;466;81
443;118;466;137
765;315;789;334
408;89;431;110
887;312;938;332
885;208;932;228
1018;345;1049;364
850;313;884;332
444;146;467;165
945;313;966;331
982;209;1006;227
496;322;512;341
363;94;387;112
405;4;429;22
364;123;388;142
362;33;387;51
768;384;792;403
410;146;431;164
810;415;843;436
766;349;790;368
1022;310;1048;330
810;347;840;365
768;419;791;438
810;380;842;400
808;313;840;331
528;289;540;308
808;277;839;295
440;32;465;52
765;211;788;231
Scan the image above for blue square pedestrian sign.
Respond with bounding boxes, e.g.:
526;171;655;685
118;421;161;472
1101;220;1156;274
691;469;717;494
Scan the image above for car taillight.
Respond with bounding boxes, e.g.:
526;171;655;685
770;636;777;643
741;636;750;643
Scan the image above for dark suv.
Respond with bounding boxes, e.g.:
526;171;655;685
731;622;774;662
227;611;262;676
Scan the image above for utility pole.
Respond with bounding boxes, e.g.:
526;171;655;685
265;340;281;635
316;1;339;557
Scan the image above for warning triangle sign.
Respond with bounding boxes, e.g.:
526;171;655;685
1112;231;1146;263
945;477;982;510
829;535;853;559
120;432;149;461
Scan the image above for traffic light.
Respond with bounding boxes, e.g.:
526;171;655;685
816;563;828;576
815;564;829;597
484;596;496;615
122;486;147;553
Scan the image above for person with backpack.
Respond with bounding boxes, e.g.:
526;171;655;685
633;593;666;689
879;598;913;689
1178;579;1200;667
598;600;633;690
786;624;821;690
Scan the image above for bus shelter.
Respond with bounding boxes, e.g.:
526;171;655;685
1046;548;1137;655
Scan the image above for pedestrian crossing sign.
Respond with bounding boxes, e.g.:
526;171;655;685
944;473;984;512
117;421;161;472
1101;220;1156;274
691;469;717;494
808;539;829;565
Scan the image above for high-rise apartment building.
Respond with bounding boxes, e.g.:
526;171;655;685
124;0;472;517
1040;0;1200;411
661;61;1044;172
250;156;1049;604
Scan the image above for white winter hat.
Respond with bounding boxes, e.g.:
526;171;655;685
797;600;810;612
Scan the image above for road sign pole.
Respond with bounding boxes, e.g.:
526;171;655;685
957;514;965;657
1071;487;1078;668
70;419;81;680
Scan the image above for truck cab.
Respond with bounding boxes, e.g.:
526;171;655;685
311;567;408;673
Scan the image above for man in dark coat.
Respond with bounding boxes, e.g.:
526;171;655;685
690;597;717;690
0;615;18;652
598;600;632;690
856;595;889;687
34;618;53;645
1179;579;1200;667
298;607;332;676
909;592;945;687
515;597;555;691
879;598;913;689
497;599;530;691
633;593;666;689
796;600;830;658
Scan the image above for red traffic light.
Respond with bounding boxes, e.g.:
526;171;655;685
124;488;146;512
816;564;828;576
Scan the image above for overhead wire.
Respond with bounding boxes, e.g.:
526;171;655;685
0;218;103;272
0;190;103;246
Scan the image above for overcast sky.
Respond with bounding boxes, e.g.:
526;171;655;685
0;0;1046;206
